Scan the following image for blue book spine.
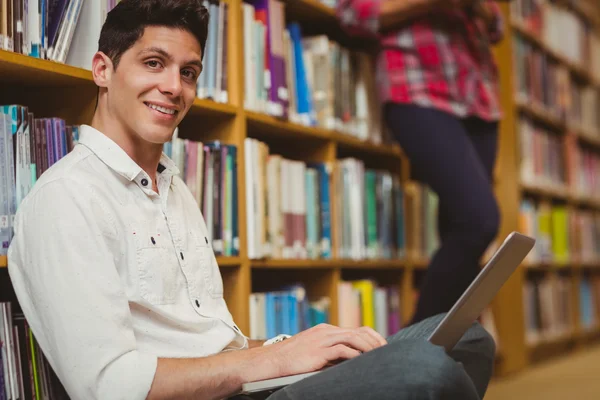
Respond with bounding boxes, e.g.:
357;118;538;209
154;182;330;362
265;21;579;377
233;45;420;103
287;23;314;125
266;292;276;338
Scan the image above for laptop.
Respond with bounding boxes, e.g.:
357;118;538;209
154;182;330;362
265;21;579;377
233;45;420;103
239;231;535;395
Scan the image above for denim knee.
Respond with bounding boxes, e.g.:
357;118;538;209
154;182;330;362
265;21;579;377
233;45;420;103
386;339;481;400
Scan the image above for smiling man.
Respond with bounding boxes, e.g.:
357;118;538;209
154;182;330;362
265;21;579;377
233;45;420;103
7;1;496;400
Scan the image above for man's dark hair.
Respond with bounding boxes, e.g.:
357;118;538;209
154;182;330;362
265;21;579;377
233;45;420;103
98;0;210;69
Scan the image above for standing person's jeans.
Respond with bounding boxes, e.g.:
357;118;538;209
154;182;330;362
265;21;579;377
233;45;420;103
384;103;501;324
265;313;495;399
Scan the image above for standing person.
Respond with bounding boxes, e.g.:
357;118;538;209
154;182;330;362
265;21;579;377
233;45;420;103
8;0;495;399
337;0;505;324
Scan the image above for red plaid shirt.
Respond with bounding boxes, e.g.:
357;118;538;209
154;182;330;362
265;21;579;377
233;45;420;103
337;0;504;121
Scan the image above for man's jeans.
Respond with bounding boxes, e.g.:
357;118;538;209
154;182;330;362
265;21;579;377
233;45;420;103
264;313;496;400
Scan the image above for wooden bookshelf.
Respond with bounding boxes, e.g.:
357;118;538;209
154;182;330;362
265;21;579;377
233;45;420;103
494;0;600;375
0;256;6;268
5;0;598;384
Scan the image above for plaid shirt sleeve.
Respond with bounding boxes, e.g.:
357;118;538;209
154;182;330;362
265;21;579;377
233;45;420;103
336;0;383;37
486;0;505;44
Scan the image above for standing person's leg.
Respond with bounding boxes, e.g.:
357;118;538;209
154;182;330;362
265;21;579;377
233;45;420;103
382;103;500;323
265;314;494;400
437;117;499;243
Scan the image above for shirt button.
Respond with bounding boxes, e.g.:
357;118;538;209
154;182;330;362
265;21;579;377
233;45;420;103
141;178;148;186
195;299;200;307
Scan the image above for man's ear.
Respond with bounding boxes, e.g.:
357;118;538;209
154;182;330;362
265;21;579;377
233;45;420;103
91;51;113;88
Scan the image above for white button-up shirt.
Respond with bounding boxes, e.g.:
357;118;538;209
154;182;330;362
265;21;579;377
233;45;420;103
8;125;248;400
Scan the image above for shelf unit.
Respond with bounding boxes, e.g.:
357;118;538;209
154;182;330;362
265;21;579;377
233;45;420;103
492;0;600;374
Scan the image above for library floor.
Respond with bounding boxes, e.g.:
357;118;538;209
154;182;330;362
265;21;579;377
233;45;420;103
484;344;600;399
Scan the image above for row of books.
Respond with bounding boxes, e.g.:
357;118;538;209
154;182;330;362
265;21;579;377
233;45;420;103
565;139;600;201
520;114;600;201
163;132;240;257
0;0;86;63
197;0;229;103
241;0;382;143
337;280;402;338
519;199;600;265
523;275;600;345
249;284;330;340
513;34;573;122
0;105;78;256
518;116;567;191
511;0;600;80
1;0;229;104
243;137;408;261
404;183;439;261
0;302;69;400
248;280;402;341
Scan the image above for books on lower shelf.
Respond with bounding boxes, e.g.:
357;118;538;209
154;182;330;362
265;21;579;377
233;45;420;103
249;284;330;340
0;105;79;256
338;279;402;338
0;302;69;400
403;182;439;261
163;132;239;257
523;274;600;346
523;274;575;345
241;0;382;143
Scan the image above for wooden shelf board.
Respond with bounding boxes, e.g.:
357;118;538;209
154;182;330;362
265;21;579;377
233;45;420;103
411;257;430;270
515;98;566;132
251;258;406;269
577;260;600;269
339;259;406;269
526;331;577;353
0;49;93;87
251;259;338;269
511;21;598;86
188;98;238;118
0;256;6;268
572;195;600;209
285;0;337;19
245;111;333;142
577;130;600;150
216;256;243;267
281;0;375;50
524;262;571;271
334;132;404;159
520;181;570;201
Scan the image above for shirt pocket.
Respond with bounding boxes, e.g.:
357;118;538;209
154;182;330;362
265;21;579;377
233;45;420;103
131;222;182;305
189;229;224;299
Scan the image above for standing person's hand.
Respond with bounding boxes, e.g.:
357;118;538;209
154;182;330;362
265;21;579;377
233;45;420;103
472;0;496;25
267;324;388;377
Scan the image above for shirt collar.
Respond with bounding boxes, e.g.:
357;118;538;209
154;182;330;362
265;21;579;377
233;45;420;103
77;124;180;181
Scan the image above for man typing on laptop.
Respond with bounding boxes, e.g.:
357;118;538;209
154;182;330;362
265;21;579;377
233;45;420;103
7;1;497;399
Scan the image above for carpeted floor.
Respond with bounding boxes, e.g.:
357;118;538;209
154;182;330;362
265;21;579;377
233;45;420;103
484;345;600;399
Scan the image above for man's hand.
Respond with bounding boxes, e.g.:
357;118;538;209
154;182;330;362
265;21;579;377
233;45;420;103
267;324;388;377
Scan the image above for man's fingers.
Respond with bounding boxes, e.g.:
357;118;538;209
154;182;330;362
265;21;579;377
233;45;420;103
359;326;388;347
326;330;378;353
327;344;362;362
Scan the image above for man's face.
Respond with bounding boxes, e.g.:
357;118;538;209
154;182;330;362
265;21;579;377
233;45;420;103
107;26;202;145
